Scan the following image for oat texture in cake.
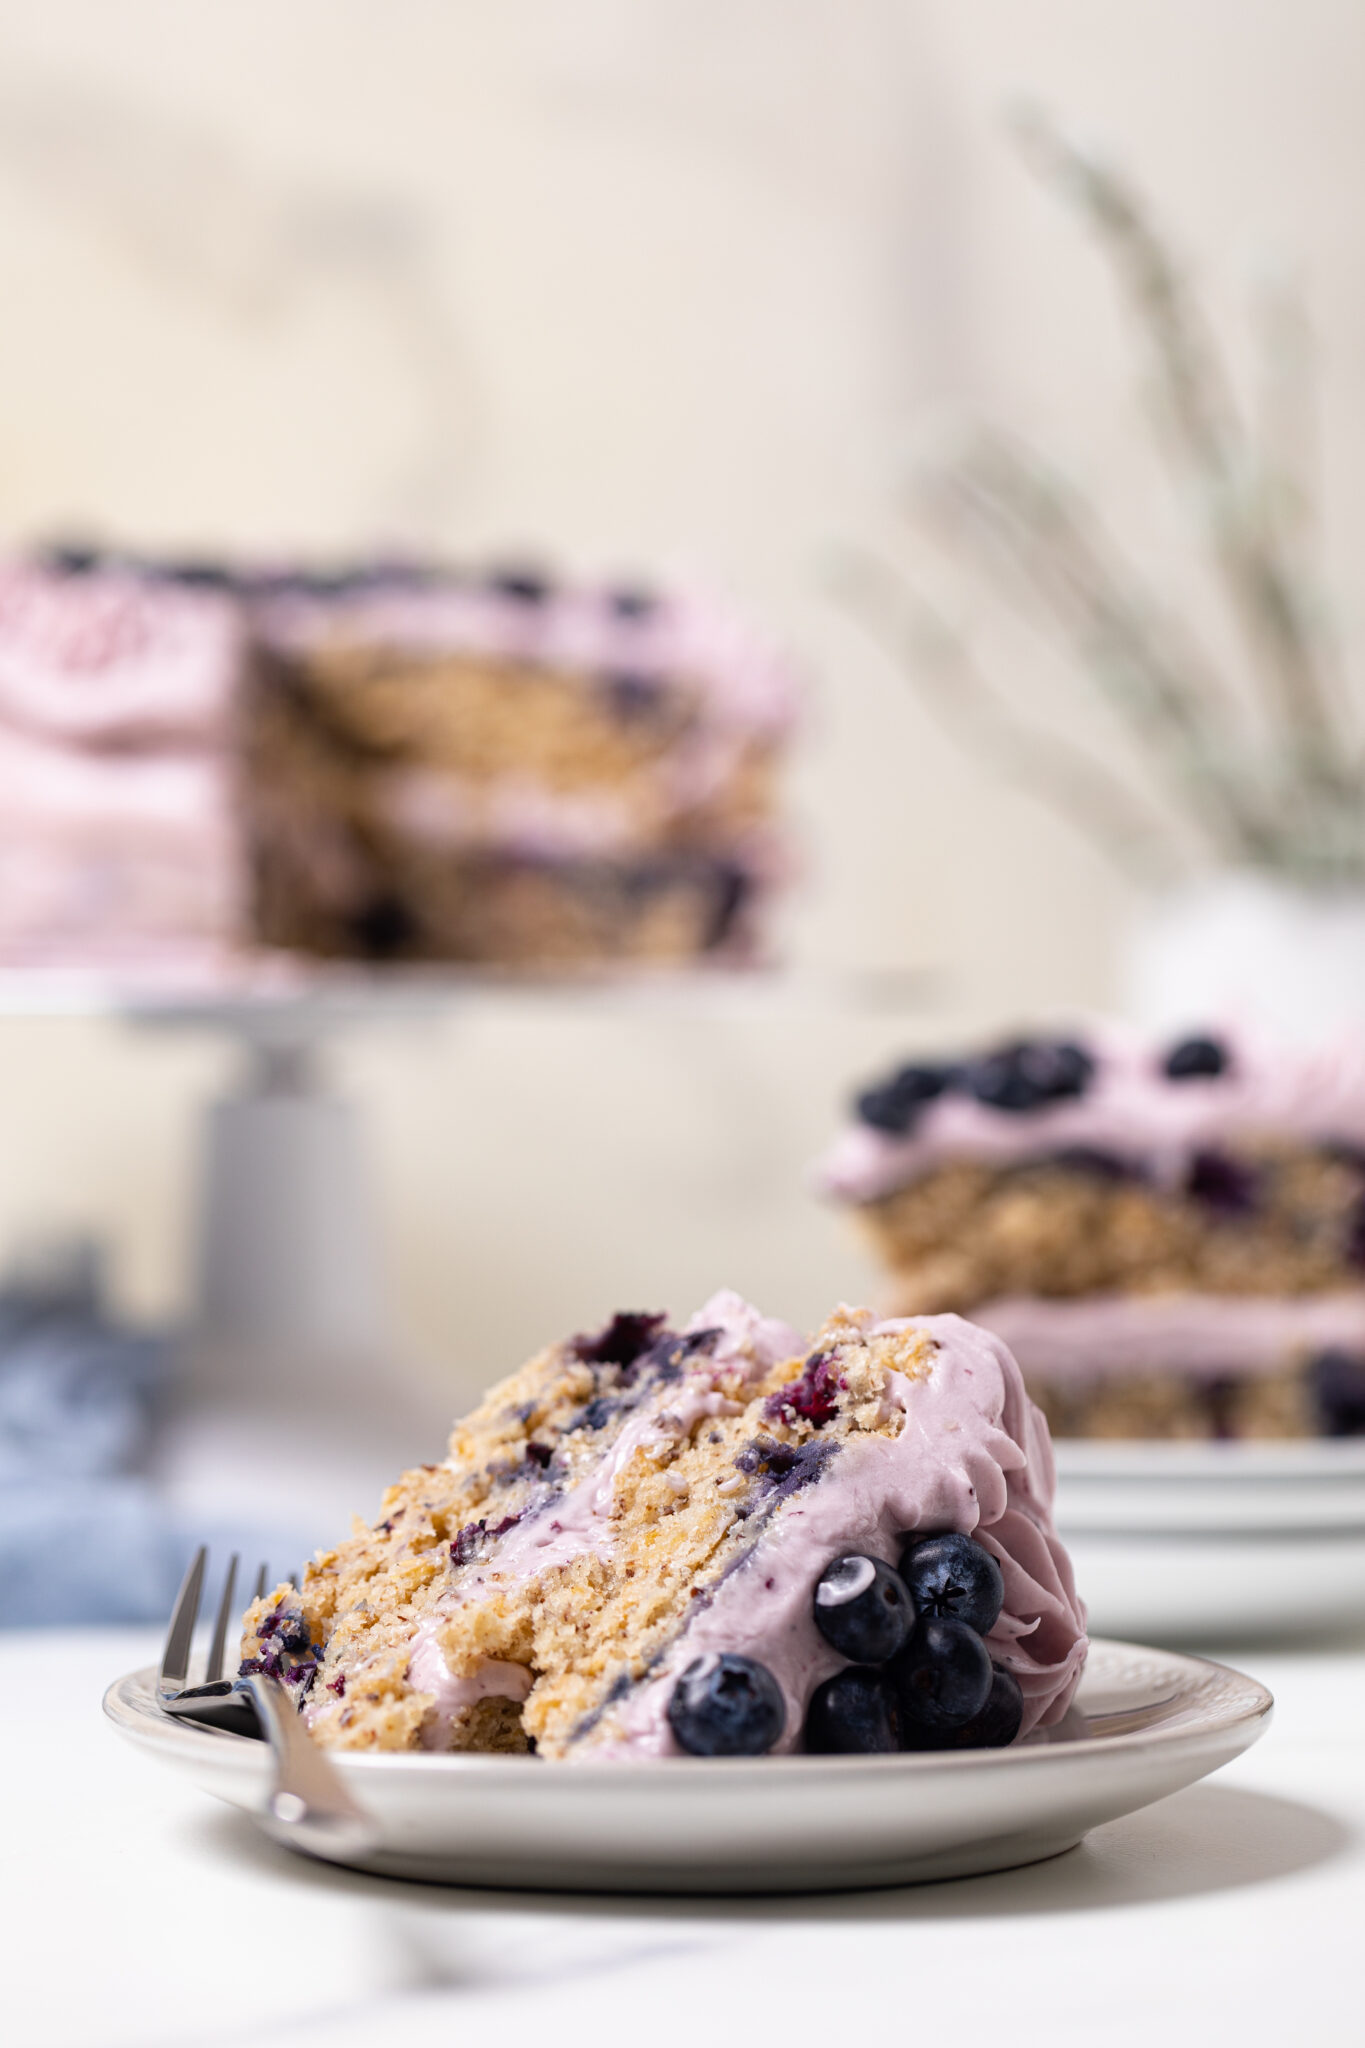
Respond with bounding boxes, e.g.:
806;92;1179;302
818;1027;1365;1440
238;1292;1086;1758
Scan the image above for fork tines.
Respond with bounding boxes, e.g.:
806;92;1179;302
158;1545;272;1736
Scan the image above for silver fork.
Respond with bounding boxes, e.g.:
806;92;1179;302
159;1544;377;1859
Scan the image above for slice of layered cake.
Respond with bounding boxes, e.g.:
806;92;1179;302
818;1029;1365;1439
0;551;794;974
238;1292;1086;1757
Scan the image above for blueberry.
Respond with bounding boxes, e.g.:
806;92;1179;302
1045;1040;1096;1097
970;1664;1025;1747
40;542;103;575
1163;1034;1230;1080
900;1663;1024;1751
900;1531;1004;1635
764;1352;840;1428
805;1668;901;1753
1308;1350;1365;1437
813;1555;914;1664
1185;1148;1258;1215
667;1653;786;1756
487;565;552;604
606;583;660;620
603;670;662;719
854;1061;951;1135
159;557;236;590
891;1617;993;1733
963;1037;1094;1114
349;893;418;960
575;1311;668;1368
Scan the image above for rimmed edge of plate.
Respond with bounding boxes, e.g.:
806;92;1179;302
103;1636;1272;1781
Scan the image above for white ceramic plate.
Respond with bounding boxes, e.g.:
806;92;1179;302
1054;1438;1365;1641
104;1637;1270;1894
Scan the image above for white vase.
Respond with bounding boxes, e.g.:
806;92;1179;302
1123;870;1365;1046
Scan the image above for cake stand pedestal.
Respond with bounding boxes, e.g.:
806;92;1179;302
127;984;456;1522
130;980;454;1539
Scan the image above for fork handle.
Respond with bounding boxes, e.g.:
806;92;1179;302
245;1673;378;1860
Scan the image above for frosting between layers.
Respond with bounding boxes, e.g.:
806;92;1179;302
818;1028;1365;1205
978;1291;1365;1383
253;580;798;738
446;1291;802;1591
589;1309;1086;1757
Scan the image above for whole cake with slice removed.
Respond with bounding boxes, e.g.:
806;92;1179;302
0;550;794;974
238;1292;1086;1758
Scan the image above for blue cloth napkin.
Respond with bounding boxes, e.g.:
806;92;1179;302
0;1255;306;1626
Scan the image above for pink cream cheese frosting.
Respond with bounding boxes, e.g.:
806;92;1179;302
817;1026;1365;1205
408;1292;1087;1757
593;1306;1087;1758
253;579;799;740
0;562;242;745
977;1291;1365;1383
0;564;246;959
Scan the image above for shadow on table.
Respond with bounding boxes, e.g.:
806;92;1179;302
193;1777;1351;1922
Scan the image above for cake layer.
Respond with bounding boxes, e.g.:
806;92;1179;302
239;1292;1086;1758
856;1145;1365;1313
251;840;763;965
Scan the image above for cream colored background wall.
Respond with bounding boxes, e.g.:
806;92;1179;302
0;1;1360;1410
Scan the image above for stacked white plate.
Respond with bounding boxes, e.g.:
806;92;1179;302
1054;1438;1365;1642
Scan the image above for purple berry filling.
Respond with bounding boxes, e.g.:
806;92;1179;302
765;1351;840;1428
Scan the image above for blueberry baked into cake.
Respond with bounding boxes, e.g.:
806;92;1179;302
819;1028;1365;1440
0;550;794;972
238;1293;1086;1757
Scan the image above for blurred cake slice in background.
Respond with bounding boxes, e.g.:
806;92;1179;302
817;1028;1365;1440
0;551;797;976
239;1291;1086;1758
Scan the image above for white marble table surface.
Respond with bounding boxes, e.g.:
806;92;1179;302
5;1628;1363;2048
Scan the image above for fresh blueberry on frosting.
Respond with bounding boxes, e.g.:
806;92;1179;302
892;1617;994;1735
667;1653;786;1756
1163;1034;1230;1080
606;583;660;620
900;1663;1024;1751
812;1554;914;1665
961;1665;1026;1748
964;1038;1094;1114
900;1531;1004;1636
805;1668;902;1754
486;565;552;604
854;1061;951;1135
41;542;104;575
